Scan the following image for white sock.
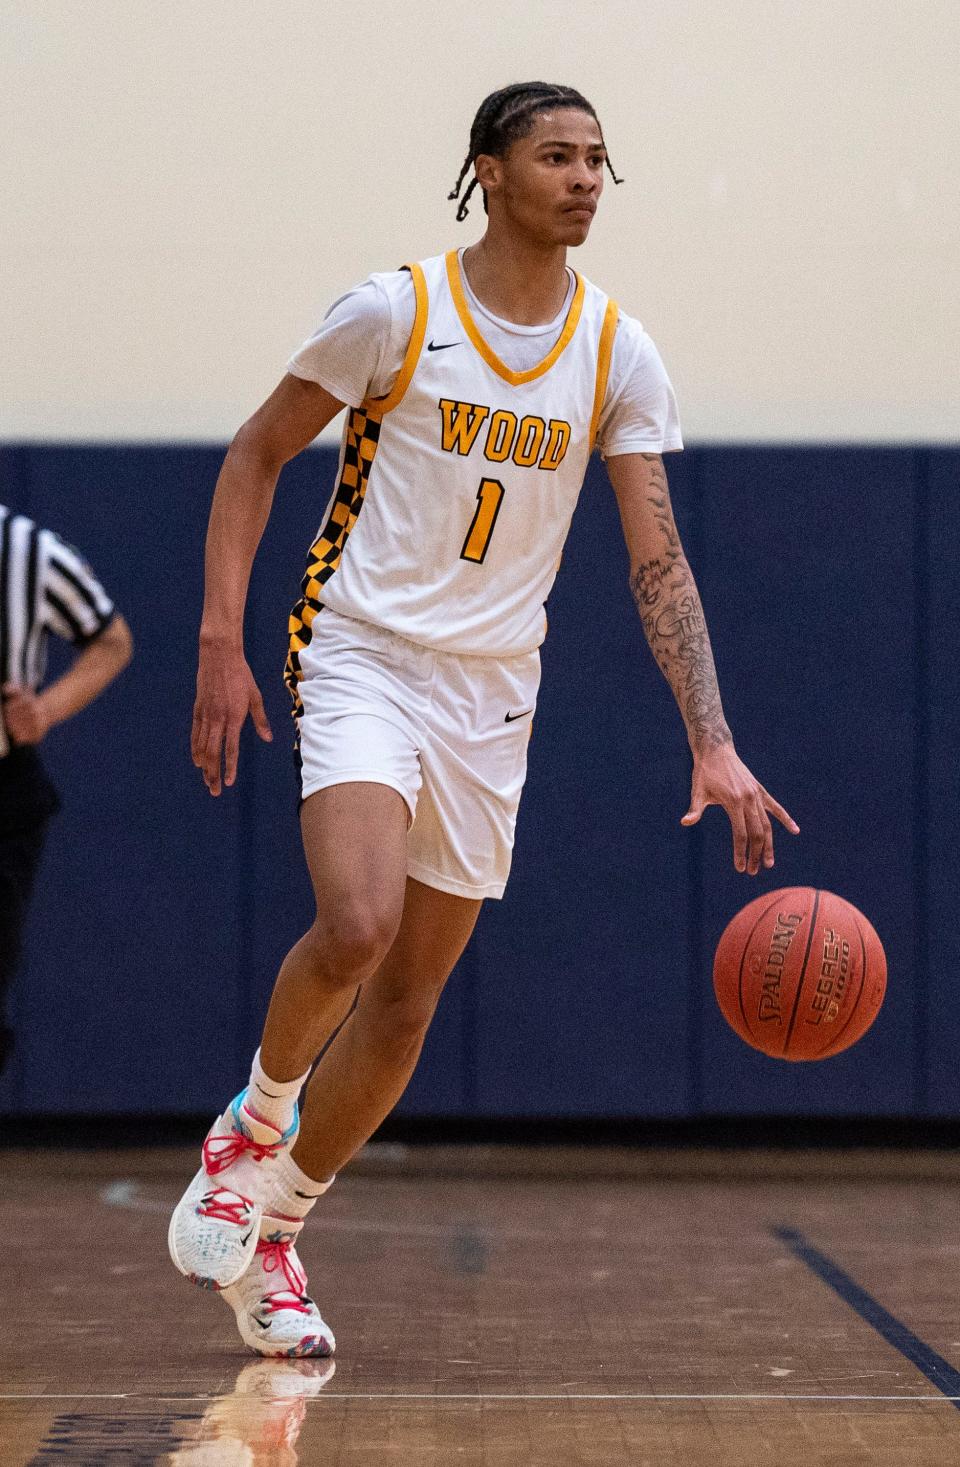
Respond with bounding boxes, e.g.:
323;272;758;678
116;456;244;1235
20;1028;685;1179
266;1147;334;1222
245;1048;310;1136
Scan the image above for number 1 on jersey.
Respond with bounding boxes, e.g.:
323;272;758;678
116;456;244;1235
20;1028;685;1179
460;478;505;565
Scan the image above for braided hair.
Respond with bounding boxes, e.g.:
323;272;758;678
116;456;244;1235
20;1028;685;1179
448;81;623;222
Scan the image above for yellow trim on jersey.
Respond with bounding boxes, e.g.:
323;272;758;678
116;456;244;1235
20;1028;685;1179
362;261;429;416
589;298;619;449
445;250;586;387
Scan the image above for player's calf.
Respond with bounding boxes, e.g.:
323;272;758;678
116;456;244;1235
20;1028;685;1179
353;982;443;1070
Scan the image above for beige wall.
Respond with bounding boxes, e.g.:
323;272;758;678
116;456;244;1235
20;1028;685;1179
2;0;957;442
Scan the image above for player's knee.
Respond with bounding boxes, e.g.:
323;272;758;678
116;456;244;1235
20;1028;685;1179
306;904;397;983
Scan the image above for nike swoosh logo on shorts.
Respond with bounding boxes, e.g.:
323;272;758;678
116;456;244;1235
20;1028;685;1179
505;709;533;723
427;339;460;352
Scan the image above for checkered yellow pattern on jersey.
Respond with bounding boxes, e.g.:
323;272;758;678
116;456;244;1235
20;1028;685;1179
284;405;382;716
284;261;429;717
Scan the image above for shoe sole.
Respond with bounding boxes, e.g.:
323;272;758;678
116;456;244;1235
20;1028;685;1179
223;1287;336;1359
167;1165;262;1291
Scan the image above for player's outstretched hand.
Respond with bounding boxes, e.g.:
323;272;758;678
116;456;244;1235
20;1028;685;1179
192;642;272;796
680;743;799;875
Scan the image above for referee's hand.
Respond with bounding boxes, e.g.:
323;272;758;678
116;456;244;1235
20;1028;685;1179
192;643;272;796
1;684;52;745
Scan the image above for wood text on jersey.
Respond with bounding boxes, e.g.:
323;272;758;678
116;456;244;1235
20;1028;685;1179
438;399;571;472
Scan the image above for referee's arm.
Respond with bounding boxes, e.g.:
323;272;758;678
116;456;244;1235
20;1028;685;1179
2;613;133;746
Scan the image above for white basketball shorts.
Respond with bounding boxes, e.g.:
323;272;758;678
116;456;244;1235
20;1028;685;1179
292;608;540;900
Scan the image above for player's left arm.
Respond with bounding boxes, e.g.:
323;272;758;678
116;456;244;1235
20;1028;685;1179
605;450;799;875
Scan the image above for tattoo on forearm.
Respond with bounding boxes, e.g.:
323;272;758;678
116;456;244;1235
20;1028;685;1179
630;470;732;752
641;458;680;554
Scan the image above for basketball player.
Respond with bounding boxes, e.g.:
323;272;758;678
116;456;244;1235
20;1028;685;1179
170;82;798;1357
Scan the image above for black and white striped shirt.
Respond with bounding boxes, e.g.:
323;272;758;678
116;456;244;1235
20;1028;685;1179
0;505;115;758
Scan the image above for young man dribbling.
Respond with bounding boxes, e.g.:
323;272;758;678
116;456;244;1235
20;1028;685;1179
170;81;798;1357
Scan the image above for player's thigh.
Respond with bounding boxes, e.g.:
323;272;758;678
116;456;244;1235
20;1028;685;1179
300;782;410;947
408;647;539;901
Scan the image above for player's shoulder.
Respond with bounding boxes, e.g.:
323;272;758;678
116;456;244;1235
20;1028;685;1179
609;303;647;347
571;272;647;339
362;250;459;328
365;262;419;298
605;305;664;377
367;252;450;303
323;269;398;325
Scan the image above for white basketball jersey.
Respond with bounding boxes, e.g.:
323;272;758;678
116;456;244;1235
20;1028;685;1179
287;250;617;675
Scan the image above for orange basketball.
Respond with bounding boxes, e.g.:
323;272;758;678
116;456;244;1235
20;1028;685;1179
713;887;887;1061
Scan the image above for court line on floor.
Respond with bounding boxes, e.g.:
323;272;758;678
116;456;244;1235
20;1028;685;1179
3;1392;960;1404
98;1180;559;1242
774;1226;960;1412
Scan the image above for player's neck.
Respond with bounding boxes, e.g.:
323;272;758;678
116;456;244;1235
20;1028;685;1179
461;231;570;327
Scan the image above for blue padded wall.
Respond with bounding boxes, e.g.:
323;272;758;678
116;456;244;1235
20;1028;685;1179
924;450;960;1115
693;449;919;1117
0;442;956;1117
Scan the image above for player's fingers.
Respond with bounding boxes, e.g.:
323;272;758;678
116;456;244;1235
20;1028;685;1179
249;684;273;743
759;797;775;870
202;724;225;796
729;803;748;873
191;706;205;765
193;708;217;769
746;795;769;876
680;800;705;827
760;785;800;834
223;720;242;788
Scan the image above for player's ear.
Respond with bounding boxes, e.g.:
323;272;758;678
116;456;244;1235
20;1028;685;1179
473;152;501;197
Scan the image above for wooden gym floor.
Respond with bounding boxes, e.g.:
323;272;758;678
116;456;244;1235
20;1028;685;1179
3;1147;960;1465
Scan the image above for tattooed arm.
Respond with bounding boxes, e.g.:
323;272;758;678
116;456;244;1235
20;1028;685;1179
606;452;798;874
622;454;732;752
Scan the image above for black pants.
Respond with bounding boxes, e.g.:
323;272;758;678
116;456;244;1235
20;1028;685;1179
0;748;59;1075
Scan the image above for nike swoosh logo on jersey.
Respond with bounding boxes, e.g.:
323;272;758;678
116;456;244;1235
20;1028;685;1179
505;709;534;723
427;339;461;351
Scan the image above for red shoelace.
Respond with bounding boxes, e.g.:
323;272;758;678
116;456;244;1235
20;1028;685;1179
258;1237;309;1310
197;1188;253;1225
203;1128;282;1176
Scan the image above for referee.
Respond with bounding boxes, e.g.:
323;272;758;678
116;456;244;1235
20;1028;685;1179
0;503;132;1075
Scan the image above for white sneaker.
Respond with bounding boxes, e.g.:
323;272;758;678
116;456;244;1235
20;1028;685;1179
222;1214;335;1359
168;1090;299;1291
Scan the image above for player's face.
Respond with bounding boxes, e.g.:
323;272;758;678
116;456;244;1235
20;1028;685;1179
483;109;607;246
